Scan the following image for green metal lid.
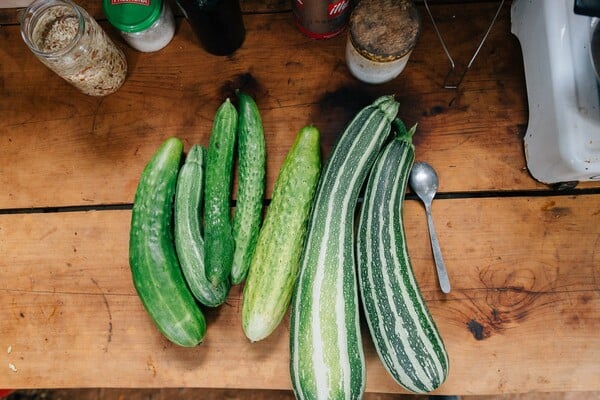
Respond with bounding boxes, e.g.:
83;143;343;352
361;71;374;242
103;0;163;33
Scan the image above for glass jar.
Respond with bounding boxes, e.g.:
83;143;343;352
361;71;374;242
20;0;127;96
345;0;420;84
103;0;175;53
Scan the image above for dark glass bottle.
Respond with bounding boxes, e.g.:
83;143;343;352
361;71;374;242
176;0;246;56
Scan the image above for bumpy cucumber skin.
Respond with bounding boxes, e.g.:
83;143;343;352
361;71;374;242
174;144;230;307
204;99;238;288
242;126;321;342
231;92;266;285
129;137;206;347
357;124;449;393
290;96;400;400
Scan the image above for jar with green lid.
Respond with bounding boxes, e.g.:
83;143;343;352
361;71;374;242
103;0;175;52
345;0;421;84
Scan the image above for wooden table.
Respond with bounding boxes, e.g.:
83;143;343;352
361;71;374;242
1;0;599;396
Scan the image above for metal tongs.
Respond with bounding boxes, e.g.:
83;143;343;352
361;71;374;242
423;0;505;89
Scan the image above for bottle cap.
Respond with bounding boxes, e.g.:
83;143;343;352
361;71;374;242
349;0;420;62
103;0;163;33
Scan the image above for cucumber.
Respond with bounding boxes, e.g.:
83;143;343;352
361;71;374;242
204;98;238;288
357;122;449;393
129;137;206;347
174;144;230;307
242;126;321;342
290;96;400;400
231;91;266;285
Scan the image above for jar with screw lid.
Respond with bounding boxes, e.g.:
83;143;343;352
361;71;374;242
103;0;176;53
345;0;421;84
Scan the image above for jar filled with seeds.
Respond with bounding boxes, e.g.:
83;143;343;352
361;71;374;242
20;0;128;96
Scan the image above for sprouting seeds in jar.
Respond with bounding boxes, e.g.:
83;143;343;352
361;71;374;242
31;6;79;52
22;0;127;96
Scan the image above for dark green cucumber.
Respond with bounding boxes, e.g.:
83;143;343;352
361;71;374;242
129;137;206;347
174;144;230;307
242;126;321;342
204;98;238;288
357;123;449;393
231;91;266;285
290;95;400;400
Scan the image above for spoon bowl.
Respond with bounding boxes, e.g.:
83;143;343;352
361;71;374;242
409;162;439;204
409;162;451;294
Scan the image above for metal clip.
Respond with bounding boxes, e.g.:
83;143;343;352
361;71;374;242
423;0;505;89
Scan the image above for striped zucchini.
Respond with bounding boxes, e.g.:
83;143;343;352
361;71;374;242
290;95;400;400
231;91;266;285
242;125;321;342
174;144;230;307
205;98;238;288
357;122;449;393
129;137;206;347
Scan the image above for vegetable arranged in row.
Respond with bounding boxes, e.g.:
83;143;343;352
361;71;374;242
129;137;206;347
174;144;229;307
231;91;267;285
129;93;267;347
128;94;449;397
357;121;449;393
242;125;321;342
290;95;400;400
204;99;238;289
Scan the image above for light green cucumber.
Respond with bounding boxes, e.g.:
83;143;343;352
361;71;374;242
242;125;321;342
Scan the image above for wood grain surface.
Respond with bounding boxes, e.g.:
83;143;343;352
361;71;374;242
1;196;599;393
1;2;575;210
1;0;600;395
5;389;600;400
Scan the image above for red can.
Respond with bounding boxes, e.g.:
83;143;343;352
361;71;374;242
292;0;352;39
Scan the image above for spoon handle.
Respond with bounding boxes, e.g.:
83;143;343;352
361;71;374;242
425;204;451;294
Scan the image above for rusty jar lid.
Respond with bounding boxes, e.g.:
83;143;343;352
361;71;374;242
349;0;421;63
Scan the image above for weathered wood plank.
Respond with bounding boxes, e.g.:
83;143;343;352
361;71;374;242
0;0;290;24
1;195;599;393
1;3;567;210
0;0;507;24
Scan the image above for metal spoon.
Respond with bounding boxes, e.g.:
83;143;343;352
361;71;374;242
409;162;451;294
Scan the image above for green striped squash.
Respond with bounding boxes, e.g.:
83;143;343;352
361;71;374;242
290;96;400;400
357;122;449;393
